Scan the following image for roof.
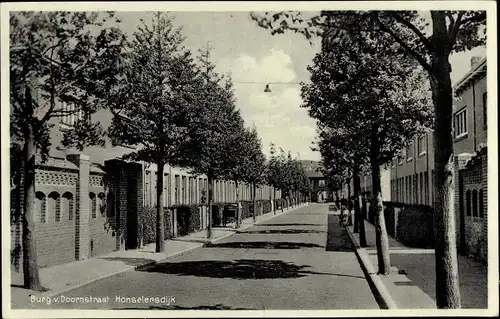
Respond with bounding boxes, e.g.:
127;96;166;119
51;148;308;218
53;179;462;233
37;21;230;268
305;170;324;179
453;57;487;95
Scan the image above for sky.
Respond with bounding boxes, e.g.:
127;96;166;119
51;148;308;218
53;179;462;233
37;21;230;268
114;11;486;162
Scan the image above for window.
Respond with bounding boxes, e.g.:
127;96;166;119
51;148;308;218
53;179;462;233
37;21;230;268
164;174;170;207
417;135;426;155
48;192;61;222
483;92;487;126
479;189;484;218
454;108;467;137
175;175;180;205
398;154;404;165
406;145;413;161
414;174;418;204
62;192;73;220
153;172;157;207
36;192;47;223
89;192;97;218
60;102;83;127
466;190;471;216
472;190;478;217
182;176;186;204
98;193;106;216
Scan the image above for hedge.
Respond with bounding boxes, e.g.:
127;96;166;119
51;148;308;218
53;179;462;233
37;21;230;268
396;205;434;248
172;204;202;237
141;206;173;245
262;200;272;214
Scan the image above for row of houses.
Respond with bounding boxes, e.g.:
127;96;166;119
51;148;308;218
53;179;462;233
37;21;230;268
356;56;488;262
306;57;488;261
10;92;282;269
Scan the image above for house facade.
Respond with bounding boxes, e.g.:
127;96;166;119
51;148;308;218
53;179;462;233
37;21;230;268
11;104;281;269
387;56;488;262
299;160;332;202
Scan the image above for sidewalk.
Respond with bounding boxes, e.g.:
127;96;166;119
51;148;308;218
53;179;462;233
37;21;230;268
347;220;488;309
10;203;308;309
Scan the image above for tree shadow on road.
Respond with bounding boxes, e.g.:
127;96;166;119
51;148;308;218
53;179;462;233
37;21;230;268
255;223;325;227
98;257;155;267
204;241;325;249
236;229;326;235
326;215;354;252
139;259;365;280
116;303;256;310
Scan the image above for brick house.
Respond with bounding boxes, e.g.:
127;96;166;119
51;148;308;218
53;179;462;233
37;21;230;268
299;160;334;202
387;56;488;262
10;101;281;269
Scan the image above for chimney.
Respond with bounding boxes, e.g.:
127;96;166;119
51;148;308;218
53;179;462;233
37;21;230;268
471;56;483;68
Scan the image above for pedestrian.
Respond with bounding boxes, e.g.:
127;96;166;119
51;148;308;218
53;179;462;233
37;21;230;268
339;199;350;227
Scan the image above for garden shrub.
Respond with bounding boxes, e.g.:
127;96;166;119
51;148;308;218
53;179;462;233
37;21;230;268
211;202;226;226
141;206;173;245
240;201;251;220
261;200;272;214
173;204;201;237
396;205;434;248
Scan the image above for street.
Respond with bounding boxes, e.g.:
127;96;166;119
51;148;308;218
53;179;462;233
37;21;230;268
34;204;379;310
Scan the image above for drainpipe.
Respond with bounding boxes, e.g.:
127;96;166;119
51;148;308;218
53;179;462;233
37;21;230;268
394;155;398;202
425;132;430;206
414;137;417;204
472;79;477;153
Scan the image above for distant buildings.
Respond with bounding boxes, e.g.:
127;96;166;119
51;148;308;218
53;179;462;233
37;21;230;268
299;160;331;202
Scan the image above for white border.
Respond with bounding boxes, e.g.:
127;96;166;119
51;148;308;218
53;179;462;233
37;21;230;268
1;2;498;318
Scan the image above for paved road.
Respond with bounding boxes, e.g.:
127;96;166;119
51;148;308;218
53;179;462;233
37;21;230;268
35;204;379;310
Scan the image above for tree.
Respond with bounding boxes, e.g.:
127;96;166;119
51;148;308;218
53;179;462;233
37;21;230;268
251;9;486;308
301;30;433;274
265;143;282;211
220;110;246;228
221;112;265;226
265;144;308;208
316;126;368;246
287;155;310;205
10;11;125;290
107;12;201;253
241;127;266;224
178;45;241;238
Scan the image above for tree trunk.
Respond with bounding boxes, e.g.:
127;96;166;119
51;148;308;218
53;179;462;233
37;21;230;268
235;180;241;228
353;170;359;233
207;176;214;238
353;167;367;247
22;120;43;290
273;188;276;214
252;182;257;224
155;162;165;253
429;11;461;309
370;127;391;275
347;177;353;226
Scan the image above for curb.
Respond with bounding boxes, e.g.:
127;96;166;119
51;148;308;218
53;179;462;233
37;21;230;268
345;227;398;310
42;244;203;299
206;203;308;246
39;202;308;299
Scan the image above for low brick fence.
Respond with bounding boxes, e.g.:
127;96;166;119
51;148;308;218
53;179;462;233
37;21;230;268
362;199;435;248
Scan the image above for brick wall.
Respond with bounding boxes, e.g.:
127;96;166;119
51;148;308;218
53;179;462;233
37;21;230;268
10;154;126;270
89;168;116;257
458;148;487;263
